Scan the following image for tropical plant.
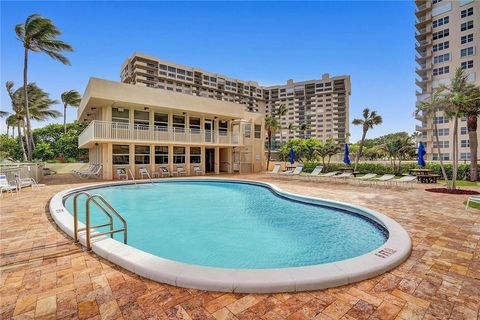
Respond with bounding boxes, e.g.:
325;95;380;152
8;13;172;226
438;68;477;189
265;115;279;169
5;81;27;160
315;138;341;171
287;122;296;140
16;14;73;160
352;108;383;171
415;90;450;185
61;90;81;133
379;134;415;174
276;104;288;145
298;122;310;138
458;84;480;181
5;115;18;138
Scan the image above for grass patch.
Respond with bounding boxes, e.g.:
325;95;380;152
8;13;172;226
438;180;480;187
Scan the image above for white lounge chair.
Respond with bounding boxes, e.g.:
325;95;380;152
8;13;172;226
79;165;102;179
466;195;480;210
139;167;151;179
72;164;98;177
332;172;353;179
14;174;33;189
193;165;203;175
356;173;378;181
282;164;304;175
309;166;324;176
371;174;396;186
268;164;281;174
158;166;171;178
0;175;17;196
320;171;338;177
173;166;186;176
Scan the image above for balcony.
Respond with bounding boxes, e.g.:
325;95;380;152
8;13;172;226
415;2;431;16
78;120;243;148
415;26;431;41
415;12;432;28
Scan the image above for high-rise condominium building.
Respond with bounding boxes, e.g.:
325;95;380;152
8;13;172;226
121;52;351;144
415;0;479;161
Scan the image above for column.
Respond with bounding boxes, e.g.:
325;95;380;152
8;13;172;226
168;145;174;173
150;144;155;175
214;147;220;174
227;147;233;173
201;146;206;174
185;146;190;175
105;143;113;180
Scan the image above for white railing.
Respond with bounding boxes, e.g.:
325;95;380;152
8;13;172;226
78;120;243;146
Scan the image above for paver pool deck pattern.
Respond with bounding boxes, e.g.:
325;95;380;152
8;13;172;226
0;174;479;320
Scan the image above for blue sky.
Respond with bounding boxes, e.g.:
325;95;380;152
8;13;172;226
1;1;416;142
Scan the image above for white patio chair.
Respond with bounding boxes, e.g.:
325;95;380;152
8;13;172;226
0;175;17;196
158;166;171;178
173;166;187;176
465;195;480;210
116;167;129;180
193;165;203;175
139;167;151;179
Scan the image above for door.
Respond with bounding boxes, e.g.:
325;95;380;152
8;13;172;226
205;149;215;173
204;120;213;143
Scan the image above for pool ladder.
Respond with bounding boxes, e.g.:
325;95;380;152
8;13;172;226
73;191;127;251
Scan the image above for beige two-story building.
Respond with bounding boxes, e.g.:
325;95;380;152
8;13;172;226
77;78;265;180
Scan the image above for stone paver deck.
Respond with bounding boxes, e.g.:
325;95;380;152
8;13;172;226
1;174;479;320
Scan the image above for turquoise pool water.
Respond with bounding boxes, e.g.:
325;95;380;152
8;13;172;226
65;181;387;269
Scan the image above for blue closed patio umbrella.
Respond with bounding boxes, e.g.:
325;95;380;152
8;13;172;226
289;148;295;164
417;141;426;167
343;144;351;165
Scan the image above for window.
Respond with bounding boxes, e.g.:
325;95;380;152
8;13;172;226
135;145;150;165
172;115;185;130
154;146;168;164
433;53;450;64
112;108;129;123
432;0;442;3
190;147;201;164
461;60;474;69
173;147;185;164
461;34;473;44
134;110;149;127
254;124;261;139
434;116;449;124
460;47;474;57
219;120;228;136
432;153;450;161
460;152;471;160
461;7;473;18
461;140;470;148
461;21;473;31
189;117;201;132
244;123;251;138
154;113;168;128
432;29;449;40
433;128;449;136
113;145;130;165
461;127;467;135
433;66;450;75
433;16;449;28
433;141;449;148
433;41;449;52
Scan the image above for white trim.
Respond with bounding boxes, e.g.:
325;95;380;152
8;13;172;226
49;178;411;293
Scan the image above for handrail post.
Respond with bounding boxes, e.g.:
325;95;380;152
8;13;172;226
85;197;92;250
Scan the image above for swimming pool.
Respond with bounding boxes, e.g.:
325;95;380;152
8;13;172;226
50;178;411;293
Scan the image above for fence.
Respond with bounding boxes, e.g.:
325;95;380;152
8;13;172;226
0;163;45;183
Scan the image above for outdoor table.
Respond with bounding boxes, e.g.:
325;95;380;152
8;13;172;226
409;169;433;176
285;166;296;172
417;174;440;184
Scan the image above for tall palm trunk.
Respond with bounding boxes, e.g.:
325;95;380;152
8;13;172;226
467;114;478;181
354;128;367;171
452;116;459;190
17;121;27;161
266;131;272;171
63;103;67;133
432;119;449;185
23;47;33;161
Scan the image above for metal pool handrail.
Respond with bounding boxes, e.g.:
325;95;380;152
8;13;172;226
72;191;127;250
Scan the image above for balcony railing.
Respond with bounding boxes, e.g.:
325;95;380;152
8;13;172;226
78;120;243;147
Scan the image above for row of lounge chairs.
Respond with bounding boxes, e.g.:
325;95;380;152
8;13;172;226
118;165;204;180
0;174;44;196
268;164;418;187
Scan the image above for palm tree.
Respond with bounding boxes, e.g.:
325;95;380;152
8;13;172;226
415;90;449;185
0;111;9;135
315;138;341;171
298;122;310;138
287;122;296;140
458;85;480;181
61;90;81;133
6;81;27;160
6;115;18;138
438;68;476;189
265;115;279;170
16;14;73;160
276;104;288;145
352;108;383;171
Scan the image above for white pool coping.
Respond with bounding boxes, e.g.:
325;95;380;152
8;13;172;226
49;177;412;293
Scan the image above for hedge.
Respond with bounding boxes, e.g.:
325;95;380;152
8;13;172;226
301;161;478;180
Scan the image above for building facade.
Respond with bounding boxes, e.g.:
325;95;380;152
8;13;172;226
415;0;479;161
77;78;265;180
121;52;350;144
